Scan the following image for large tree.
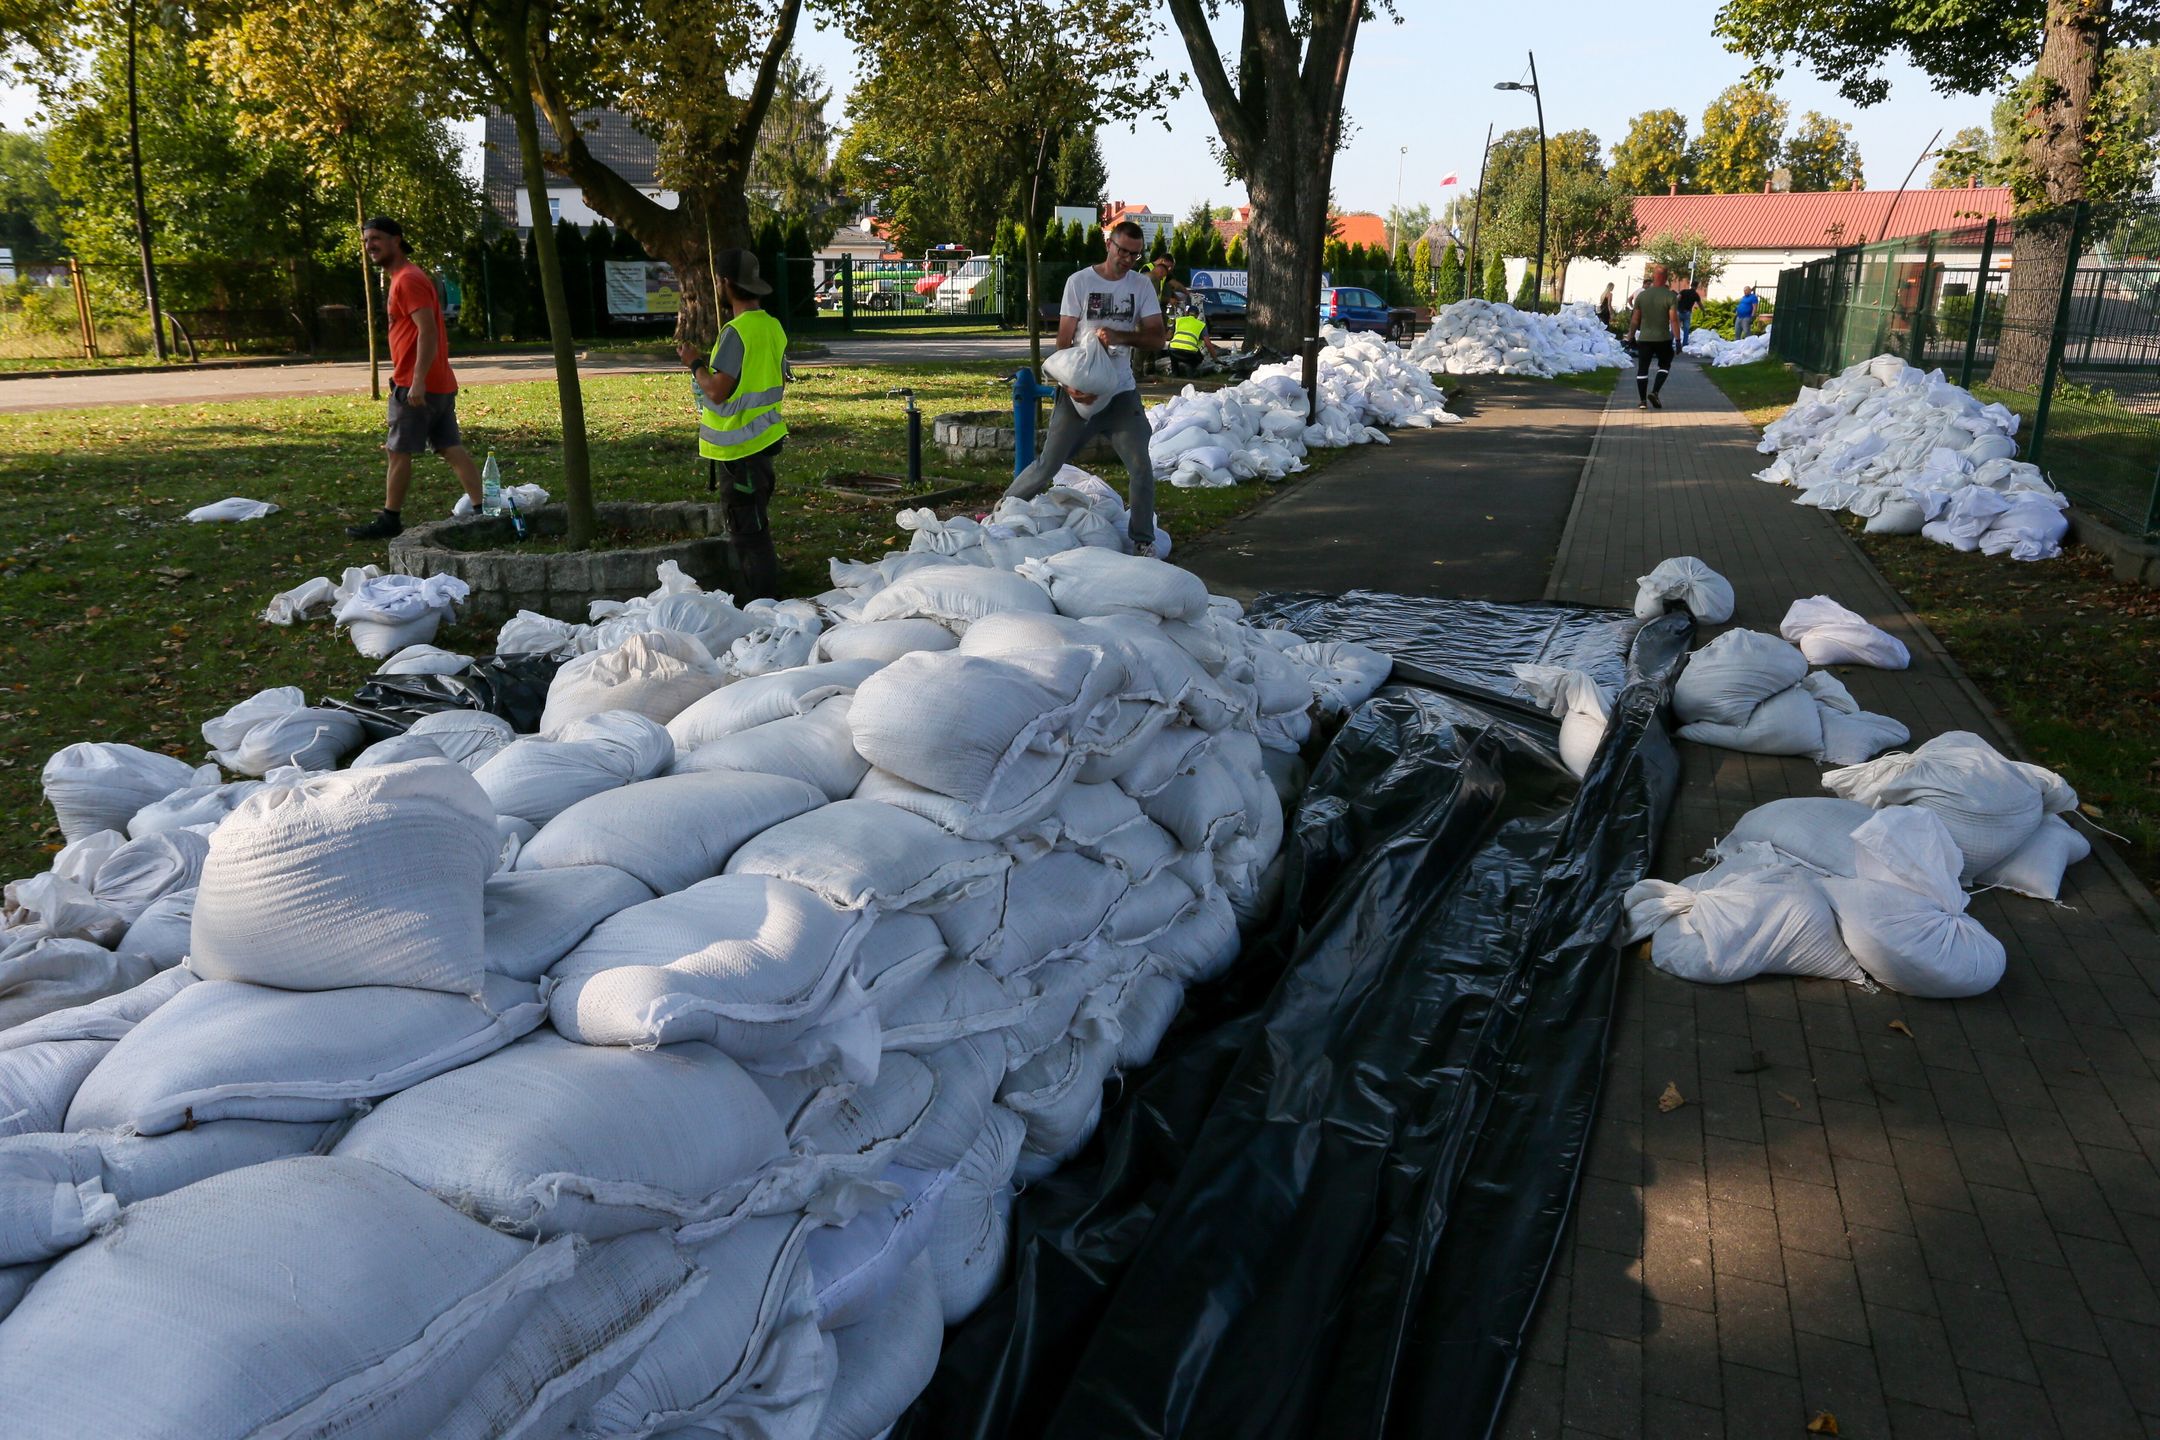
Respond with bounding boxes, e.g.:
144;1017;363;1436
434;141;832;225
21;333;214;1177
1499;165;1637;300
1694;84;1788;193
1644;226;1729;287
1930;124;1998;185
1784;110;1864;190
748;54;848;248
1164;0;1393;351
1714;0;2160;386
0;128;64;260
198;2;459;398
1612;107;1693;194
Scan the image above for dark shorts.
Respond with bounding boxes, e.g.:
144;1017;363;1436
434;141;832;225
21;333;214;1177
386;385;463;455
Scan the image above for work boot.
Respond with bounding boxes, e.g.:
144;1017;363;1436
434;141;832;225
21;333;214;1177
346;510;403;540
1648;392;1664;409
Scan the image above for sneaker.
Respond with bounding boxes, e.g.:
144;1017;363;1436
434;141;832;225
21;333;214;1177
1648;393;1664;409
1637;400;1649;410
1133;540;1156;559
346;512;403;540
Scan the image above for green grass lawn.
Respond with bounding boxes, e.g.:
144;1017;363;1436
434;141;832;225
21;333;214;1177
1702;358;2160;896
0;361;1305;877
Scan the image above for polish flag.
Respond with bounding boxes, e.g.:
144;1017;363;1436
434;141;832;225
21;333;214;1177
1440;171;1460;186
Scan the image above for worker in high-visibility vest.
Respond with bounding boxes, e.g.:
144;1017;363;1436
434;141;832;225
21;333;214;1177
677;249;788;600
1165;302;1221;378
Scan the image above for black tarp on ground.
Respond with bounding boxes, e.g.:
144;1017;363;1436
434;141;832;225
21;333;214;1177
897;594;1690;1440
324;654;562;740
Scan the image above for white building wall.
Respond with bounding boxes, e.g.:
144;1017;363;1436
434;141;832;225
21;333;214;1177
1504;248;2002;308
516;186;678;229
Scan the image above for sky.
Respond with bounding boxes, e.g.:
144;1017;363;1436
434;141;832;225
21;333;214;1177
1;1;2006;220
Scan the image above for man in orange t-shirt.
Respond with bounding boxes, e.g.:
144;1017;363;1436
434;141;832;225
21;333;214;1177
347;215;484;541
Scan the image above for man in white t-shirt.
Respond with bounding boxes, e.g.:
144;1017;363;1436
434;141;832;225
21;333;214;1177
1004;219;1167;554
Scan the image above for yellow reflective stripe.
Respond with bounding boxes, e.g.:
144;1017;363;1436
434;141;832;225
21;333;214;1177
699;409;784;448
700;383;785;421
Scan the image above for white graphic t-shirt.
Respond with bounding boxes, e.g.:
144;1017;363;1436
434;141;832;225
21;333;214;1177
1060;265;1161;397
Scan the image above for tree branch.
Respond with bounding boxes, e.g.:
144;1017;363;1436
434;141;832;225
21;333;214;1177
1165;0;1256;157
722;0;804;178
527;29;677;241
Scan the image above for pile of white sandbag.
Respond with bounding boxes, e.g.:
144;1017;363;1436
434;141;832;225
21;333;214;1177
1682;326;1772;367
1754;354;2070;560
1673;628;1910;764
1410;299;1630;377
1140;327;1458;490
3;507;1398;1436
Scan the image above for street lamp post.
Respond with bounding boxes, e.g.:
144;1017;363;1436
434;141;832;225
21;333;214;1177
1392;145;1408;256
1495;51;1546;310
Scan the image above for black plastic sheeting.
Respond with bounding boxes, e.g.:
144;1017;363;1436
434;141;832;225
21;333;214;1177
323;653;562;740
898;593;1690;1440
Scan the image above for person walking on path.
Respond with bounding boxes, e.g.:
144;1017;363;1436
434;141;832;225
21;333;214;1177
1675;276;1701;343
1630;265;1679;409
1734;284;1760;338
346;216;483;540
1005;219;1165;554
677;249;789;600
1598;282;1616;326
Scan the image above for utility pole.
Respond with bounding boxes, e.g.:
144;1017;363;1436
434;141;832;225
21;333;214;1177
1467;122;1493;300
125;0;168;360
1392;145;1407;254
1495;52;1547;308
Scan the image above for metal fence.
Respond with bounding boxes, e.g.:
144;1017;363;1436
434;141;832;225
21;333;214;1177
1771;199;2160;535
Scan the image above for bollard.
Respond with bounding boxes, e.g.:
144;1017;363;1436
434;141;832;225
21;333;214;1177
888;387;922;488
1011;367;1057;478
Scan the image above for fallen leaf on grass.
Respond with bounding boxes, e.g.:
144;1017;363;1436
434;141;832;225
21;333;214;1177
1658;1082;1686;1113
2079;802;2106;820
1889;1020;1915;1038
1807;1413;1840;1435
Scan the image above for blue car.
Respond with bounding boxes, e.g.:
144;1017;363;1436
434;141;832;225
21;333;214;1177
1320;286;1416;340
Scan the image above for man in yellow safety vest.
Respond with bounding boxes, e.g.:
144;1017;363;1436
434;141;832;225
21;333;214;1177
1165;302;1220;378
678;249;789;600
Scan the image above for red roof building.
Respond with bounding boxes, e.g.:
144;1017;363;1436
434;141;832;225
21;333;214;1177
1208;206;1397;251
1628;188;2013;251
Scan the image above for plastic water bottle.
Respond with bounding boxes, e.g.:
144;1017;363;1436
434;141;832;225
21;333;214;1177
480;451;505;516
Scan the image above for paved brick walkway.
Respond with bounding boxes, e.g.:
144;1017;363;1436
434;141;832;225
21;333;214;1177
1510;359;2160;1440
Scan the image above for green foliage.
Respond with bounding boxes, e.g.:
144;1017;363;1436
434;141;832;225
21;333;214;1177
1613;108;1692;195
1694;85;1788;193
1512;265;1536;307
1784;111;1864;191
1048;129;1108;215
1714;0;2046;109
1644;228;1728;287
1384;202;1431;252
1225;233;1245;268
0;128;64;260
1931;125;1997;187
1393;232;1419;296
748;56;849;249
1936;290;2005;345
1483;250;1505;301
1432;241;1463;304
1693;297;1738;338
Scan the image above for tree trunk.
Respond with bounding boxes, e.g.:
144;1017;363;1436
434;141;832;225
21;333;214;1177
1241;150;1329;352
504;26;597;548
1026;126;1049;372
354;188;380;400
123;0;167;362
1988;0;2107;391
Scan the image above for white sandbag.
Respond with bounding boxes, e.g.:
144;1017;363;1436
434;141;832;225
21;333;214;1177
852;760;1074;843
815;617;961;665
1110;966;1186;1070
374;643;473;676
1142;885;1242;985
117;887;193;969
405;708;517;769
1109;724;1215;799
1290;640;1391;721
1864;497;1927;534
851;647;1110;810
0;940;160;1035
540;630;724;735
474;711;675;827
66;974;545;1135
1721;797;1874;874
0;1156;586;1440
877;957;1032;1055
670;696;867;800
1673;630;1810;725
496;610;590;657
579;1214;831;1440
666;659;885;751
262;574;339;626
517;771;825;896
1634;557;1735;623
726;799;1011;913
806;1163;951;1329
1677;683;1826;757
1040;328;1125;408
85;830;206;927
184;495;277;522
434;1229;702;1440
188;759;498;994
1823;807;2005;998
979;851;1129;980
124;776;262;837
1624;861;1864;984
1822;730;2054;878
591;589;761;662
1082;615;1247;733
891;1032;1002;1173
1779;596;1911;669
725;601;825;679
547;874;873;1069
1001;1027;1120;1170
1014;547;1210;622
995;941;1129;1063
823;1253;945;1440
200;686;366;775
334;1030;807;1240
1136;755;1247;851
0;1260;42;1321
1975;813;2090;902
0;970;192;1136
0;1119;332;1264
1817;703;1912;766
41;744;200;845
854;912;949;1011
349;731;448;768
1512;664;1611;778
857;564;1058;629
481;864;654;982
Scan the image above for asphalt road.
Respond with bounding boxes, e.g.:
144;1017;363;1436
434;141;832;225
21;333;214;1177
1180;375;1613;604
0;334;1036;414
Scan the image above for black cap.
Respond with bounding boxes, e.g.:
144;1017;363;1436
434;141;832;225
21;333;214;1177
714;248;772;296
363;216;410;254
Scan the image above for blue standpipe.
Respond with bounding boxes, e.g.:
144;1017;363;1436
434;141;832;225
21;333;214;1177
1011;367;1057;478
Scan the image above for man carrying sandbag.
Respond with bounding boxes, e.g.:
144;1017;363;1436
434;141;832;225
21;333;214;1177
1004;219;1166;556
679;249;788;600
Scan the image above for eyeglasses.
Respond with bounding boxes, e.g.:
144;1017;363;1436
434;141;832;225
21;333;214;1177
1110;242;1144;259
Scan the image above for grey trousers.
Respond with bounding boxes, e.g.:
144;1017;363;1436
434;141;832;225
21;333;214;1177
1005;387;1156;548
